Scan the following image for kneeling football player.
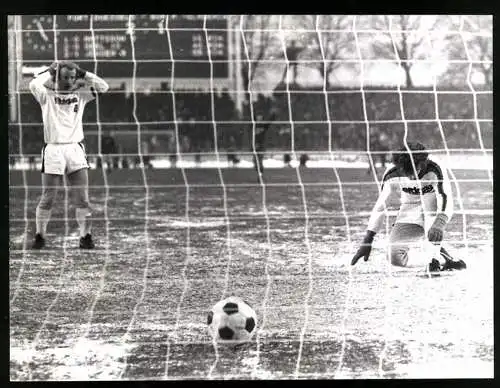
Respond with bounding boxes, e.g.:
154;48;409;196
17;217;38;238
351;142;466;272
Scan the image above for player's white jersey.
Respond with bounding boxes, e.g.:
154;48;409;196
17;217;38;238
367;159;454;232
29;70;109;144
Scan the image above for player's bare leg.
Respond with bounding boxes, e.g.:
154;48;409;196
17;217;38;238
33;173;62;249
68;168;94;249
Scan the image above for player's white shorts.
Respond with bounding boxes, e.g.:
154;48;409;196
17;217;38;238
395;198;438;231
41;143;89;175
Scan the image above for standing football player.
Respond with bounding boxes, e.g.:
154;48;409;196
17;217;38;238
351;142;466;272
29;60;109;249
252;108;277;182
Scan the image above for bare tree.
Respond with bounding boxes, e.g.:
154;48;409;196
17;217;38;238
370;15;441;88
237;15;275;98
443;15;492;88
296;15;355;88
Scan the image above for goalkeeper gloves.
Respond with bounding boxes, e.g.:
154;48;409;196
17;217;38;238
351;230;376;265
428;213;448;243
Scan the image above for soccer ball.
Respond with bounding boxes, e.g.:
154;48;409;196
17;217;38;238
207;296;257;343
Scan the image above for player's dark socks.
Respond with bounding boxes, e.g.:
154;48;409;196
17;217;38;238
32;233;46;249
79;234;95;249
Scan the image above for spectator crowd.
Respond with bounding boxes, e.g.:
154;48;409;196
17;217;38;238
9;82;492;169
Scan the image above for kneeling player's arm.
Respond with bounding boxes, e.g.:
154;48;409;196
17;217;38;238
352;188;392;265
433;165;453;220
352;172;397;266
365;180;396;237
429;164;454;242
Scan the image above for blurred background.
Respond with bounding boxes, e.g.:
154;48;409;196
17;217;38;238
7;15;492;170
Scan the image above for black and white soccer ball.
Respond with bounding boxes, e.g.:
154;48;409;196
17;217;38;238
207;296;257;343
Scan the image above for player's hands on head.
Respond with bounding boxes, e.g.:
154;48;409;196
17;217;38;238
48;60;86;79
48;61;59;77
72;63;87;79
351;230;376;265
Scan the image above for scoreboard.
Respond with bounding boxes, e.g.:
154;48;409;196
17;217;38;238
21;15;230;78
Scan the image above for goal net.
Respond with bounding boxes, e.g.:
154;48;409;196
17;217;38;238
9;14;493;380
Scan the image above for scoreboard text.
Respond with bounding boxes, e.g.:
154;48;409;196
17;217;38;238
21;15;230;78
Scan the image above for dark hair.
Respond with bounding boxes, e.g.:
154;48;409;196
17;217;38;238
392;142;428;174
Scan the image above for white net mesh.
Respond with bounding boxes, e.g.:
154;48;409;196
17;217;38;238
9;14;492;380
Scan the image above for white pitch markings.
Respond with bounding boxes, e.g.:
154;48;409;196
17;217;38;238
118;15;153;380
204;14;233;380
164;14;194;379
